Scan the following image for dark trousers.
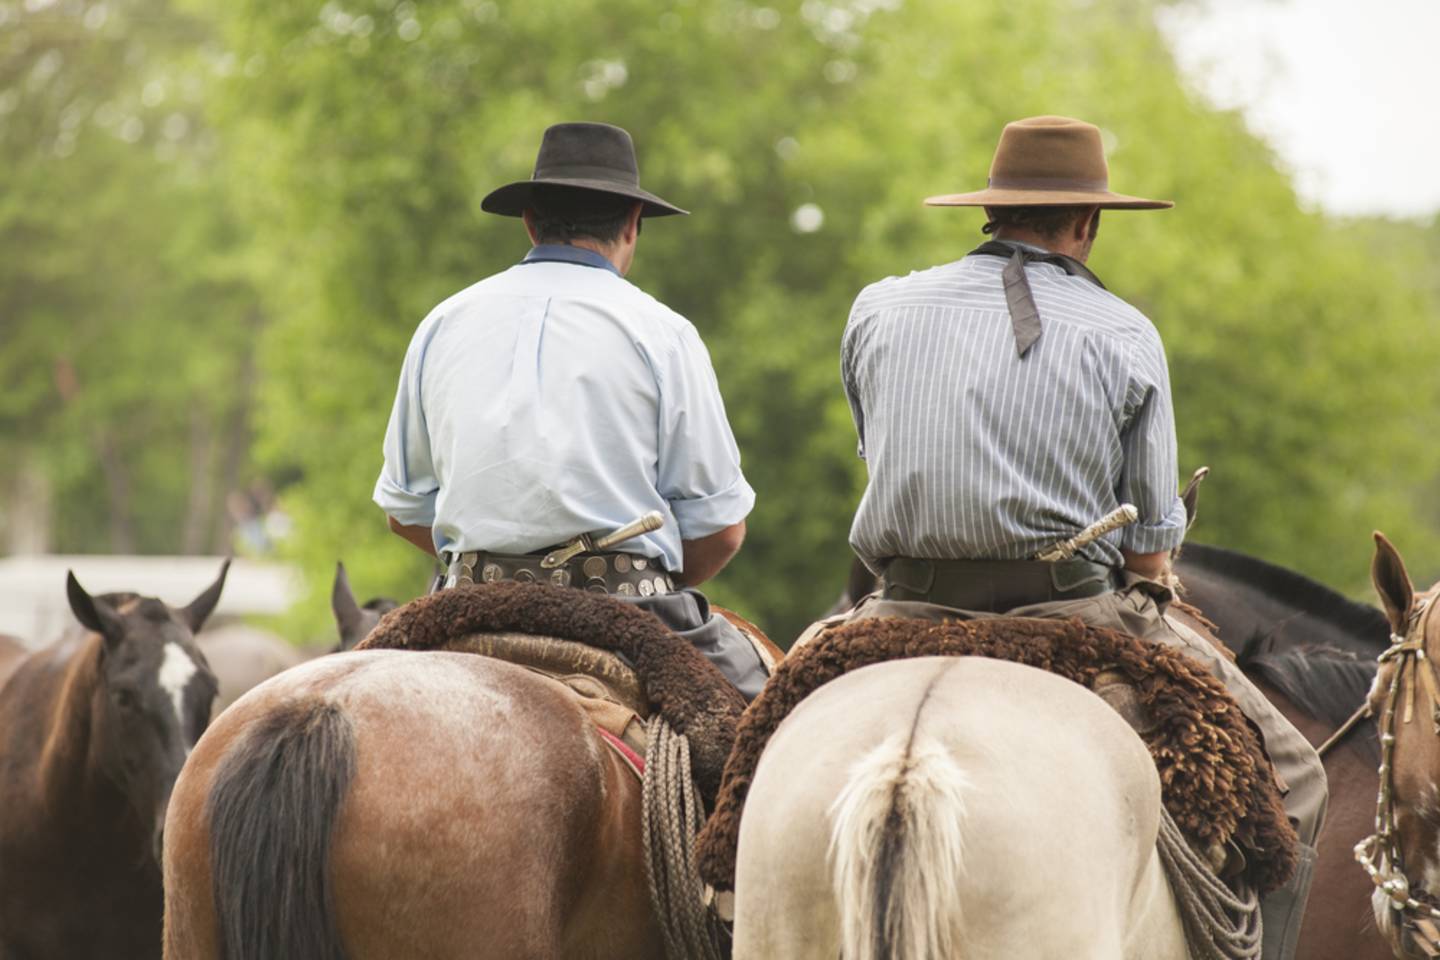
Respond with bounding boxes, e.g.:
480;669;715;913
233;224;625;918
621;588;768;702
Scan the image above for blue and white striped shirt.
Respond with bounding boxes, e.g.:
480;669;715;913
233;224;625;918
374;245;755;572
842;242;1187;572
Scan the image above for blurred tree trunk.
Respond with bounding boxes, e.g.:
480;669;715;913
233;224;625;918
211;309;260;554
6;456;53;554
182;410;216;554
94;432;136;553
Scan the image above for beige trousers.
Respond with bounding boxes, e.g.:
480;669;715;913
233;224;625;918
801;577;1328;847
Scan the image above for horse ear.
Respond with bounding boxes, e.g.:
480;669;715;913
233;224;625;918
67;571;121;642
181;559;231;633
1372;532;1415;635
332;562;366;649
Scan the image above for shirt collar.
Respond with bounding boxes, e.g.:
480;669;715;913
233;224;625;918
987;238;1052;256
521;244;622;277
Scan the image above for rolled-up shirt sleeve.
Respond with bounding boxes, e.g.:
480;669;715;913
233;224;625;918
1117;334;1188;554
654;323;756;540
372;315;442;528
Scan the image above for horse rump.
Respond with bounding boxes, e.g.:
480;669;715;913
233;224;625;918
205;699;356;960
828;730;970;960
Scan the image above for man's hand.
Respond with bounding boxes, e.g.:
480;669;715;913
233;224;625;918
388;516;437;558
1122;548;1170;581
679;521;745;587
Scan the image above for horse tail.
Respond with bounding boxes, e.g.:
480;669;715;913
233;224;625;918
207;700;356;960
828;729;970;960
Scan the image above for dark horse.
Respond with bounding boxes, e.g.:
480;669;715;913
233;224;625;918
0;564;227;959
830;543;1393;959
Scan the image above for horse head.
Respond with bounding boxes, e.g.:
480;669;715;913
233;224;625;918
65;561;227;863
330;561;397;652
1363;532;1440;957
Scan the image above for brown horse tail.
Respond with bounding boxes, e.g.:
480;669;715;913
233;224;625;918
207;700;356;960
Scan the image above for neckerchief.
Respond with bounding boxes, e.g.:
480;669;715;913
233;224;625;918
968;240;1106;357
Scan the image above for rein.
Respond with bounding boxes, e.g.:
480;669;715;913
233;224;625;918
1355;595;1440;957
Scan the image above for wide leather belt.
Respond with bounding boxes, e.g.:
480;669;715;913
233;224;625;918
440;548;677;598
880;557;1118;612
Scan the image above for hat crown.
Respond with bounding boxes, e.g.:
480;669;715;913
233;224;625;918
988;116;1109;191
533;122;640;187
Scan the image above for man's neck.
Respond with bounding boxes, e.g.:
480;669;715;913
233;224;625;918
992;229;1085;261
551;238;624;273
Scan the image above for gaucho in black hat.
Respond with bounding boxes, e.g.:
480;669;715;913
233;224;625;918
373;122;770;701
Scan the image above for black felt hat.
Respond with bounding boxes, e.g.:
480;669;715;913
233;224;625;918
481;122;687;218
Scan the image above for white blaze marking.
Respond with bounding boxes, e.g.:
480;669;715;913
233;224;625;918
158;643;199;742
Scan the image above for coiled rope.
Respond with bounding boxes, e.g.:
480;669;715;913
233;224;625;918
1156;805;1263;959
641;715;727;960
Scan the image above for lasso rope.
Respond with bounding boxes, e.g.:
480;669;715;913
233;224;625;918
1156;805;1262;959
641;715;727;960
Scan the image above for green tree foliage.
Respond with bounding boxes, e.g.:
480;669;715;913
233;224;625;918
9;0;1438;641
209;0;1440;641
0;0;260;555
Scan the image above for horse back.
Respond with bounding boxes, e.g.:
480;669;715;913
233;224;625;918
735;657;1182;960
166;648;661;960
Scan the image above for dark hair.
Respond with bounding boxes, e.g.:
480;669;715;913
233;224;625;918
527;185;637;244
982;205;1097;240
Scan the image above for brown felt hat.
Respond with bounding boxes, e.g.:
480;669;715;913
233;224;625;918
925;116;1172;210
482;122;687;218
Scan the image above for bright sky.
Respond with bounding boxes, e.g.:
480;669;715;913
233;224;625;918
1158;0;1440;219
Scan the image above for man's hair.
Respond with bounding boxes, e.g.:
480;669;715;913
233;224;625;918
527;185;637;244
982;205;1098;240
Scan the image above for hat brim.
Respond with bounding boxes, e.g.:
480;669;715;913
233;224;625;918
924;188;1172;210
481;178;688;218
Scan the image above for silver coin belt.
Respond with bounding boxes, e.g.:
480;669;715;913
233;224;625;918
443;549;676;598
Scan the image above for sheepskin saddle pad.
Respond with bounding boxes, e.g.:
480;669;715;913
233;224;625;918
357;581;745;804
694;615;1298;897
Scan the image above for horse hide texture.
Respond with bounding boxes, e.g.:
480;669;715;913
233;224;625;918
357;582;745;803
694;615;1297;897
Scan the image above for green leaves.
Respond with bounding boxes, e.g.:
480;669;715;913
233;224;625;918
6;0;1437;640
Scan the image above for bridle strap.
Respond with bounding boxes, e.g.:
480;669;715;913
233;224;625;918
1356;595;1440;956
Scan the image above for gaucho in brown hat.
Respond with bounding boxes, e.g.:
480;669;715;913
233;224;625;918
373;122;769;699
817;115;1324;958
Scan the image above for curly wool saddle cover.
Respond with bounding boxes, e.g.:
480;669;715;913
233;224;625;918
355;582;745;804
694;615;1298;896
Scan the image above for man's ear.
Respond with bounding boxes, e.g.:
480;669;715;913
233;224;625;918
1075;205;1100;242
522;208;540;245
624;202;643;245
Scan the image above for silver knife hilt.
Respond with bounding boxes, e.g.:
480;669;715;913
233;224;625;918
594;511;665;550
540;511;665;569
1035;504;1139;562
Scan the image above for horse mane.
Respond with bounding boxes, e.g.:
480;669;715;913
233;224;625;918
30;633;105;799
1179;543;1390;650
1237;638;1378;762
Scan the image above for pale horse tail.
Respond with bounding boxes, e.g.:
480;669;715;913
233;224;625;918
828;729;971;960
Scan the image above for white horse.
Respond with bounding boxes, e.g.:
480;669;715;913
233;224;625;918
732;656;1188;960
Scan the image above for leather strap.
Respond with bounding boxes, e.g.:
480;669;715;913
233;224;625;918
969;240;1106;356
881;556;1118;612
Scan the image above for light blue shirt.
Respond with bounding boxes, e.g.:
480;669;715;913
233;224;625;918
843;244;1188;572
374;245;755;572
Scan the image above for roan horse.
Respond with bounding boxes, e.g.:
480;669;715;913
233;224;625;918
163;648;664;959
0;564;227;959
